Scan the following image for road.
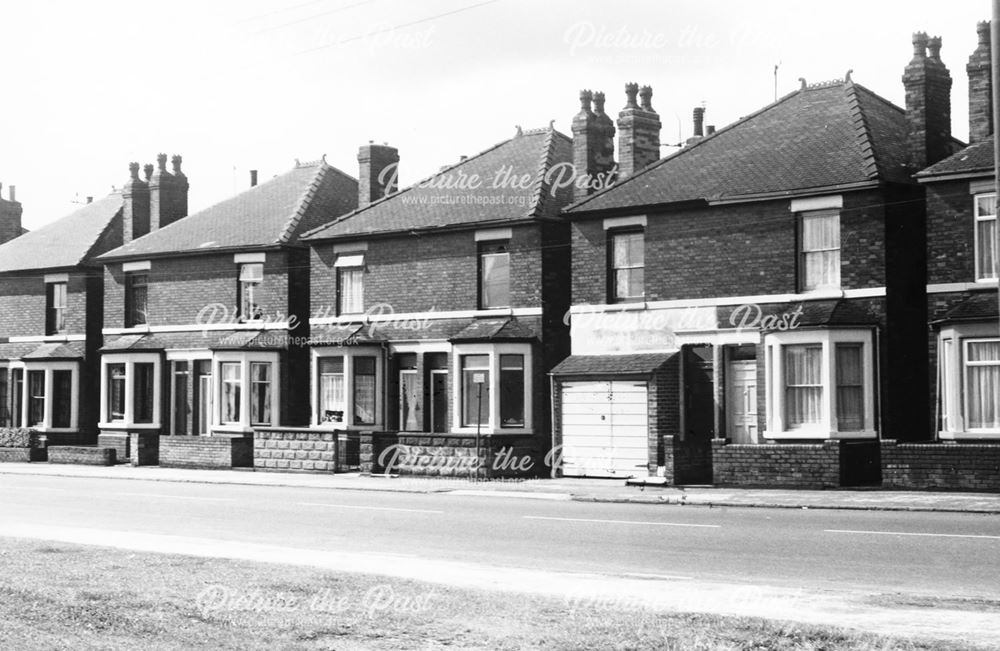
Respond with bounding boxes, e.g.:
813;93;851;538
1;473;999;644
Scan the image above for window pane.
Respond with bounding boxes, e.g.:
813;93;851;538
11;370;23;427
977;219;997;280
784;345;822;428
481;251;511;309
339;268;364;314
52;370;72;428
0;368;7;427
836;344;864;431
126;273;148;326
499;354;524;427
221;363;241;424
611;232;644;300
462;356;490;427
967;341;1000;429
353;356;376;425
801;212;840;290
108;364;126;421
319;357;345;424
250;362;272;425
134;363;155;424
27;370;45;427
978;194;997;217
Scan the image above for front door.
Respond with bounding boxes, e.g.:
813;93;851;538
173;361;189;435
727;360;758;443
400;370;421;431
430;370;448;433
195;361;212;436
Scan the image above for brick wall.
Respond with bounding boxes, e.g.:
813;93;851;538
926;180;976;285
48;446;116;466
104;251;292;328
712;439;841;488
254;428;338;472
365;432;540;478
0;270;91;337
881;440;1000;491
159;436;252;468
571;191;889;306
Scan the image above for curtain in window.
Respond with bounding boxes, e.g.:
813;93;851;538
481;253;511;308
319;358;345;423
353;357;376;425
802;213;840;290
52;370;73;429
499;354;524;427
967;341;1000;429
784;345;822;428
250;363;272;425
108;365;126;421
27;371;45;427
835;344;864;431
339;268;364;314
613;233;644;299
977;217;997;280
221;363;241;424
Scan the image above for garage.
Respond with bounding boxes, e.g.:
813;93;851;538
559;380;649;477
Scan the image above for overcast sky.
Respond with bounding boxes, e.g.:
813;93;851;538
0;0;991;230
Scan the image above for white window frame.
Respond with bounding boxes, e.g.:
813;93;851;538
212;351;281;434
974;192;998;282
238;262;264;322
335;253;365;316
450;343;533;435
164;350;213;436
310;346;384;430
763;329;875;439
938;322;1000;439
99;353;162;430
2;361;79;432
799;209;841;292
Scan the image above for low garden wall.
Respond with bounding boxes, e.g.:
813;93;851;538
361;432;540;478
159;436;252;469
48;446;115;466
712;439;843;488
253;428;339;473
881;440;1000;491
0;428;47;462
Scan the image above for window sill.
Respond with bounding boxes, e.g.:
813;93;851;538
764;429;877;440
448;428;535;437
939;429;1000;441
98;422;161;430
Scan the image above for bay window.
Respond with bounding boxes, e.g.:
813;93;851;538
1;363;78;431
451;344;532;434
220;362;241;425
250;362;272;426
312;349;383;429
939;324;1000;438
212;354;280;432
108;364;126;422
975;193;997;281
27;371;44;427
0;368;8;427
100;355;161;428
764;329;874;439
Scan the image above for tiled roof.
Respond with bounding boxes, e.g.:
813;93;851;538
101;329;291;351
0;341;50;361
0;193;123;273
550;353;676;376
716;299;880;329
98;160;357;260
567;80;916;213
935;292;998;323
303;128;574;240
449;317;538;342
918;135;995;178
21;341;87;359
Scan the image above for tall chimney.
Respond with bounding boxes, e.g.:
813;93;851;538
617;83;661;179
903;32;954;170
592;91;617;171
149;153;189;232
968;21;993;144
571;89;616;201
692;107;705;137
0;181;23;246
169;154;189;227
250;170;258;187
357;142;399;208
122;162;151;244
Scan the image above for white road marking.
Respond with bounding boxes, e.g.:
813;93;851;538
825;529;1000;540
622;572;695;581
523;516;720;528
116;493;236;502
298;503;443;514
448;489;572;501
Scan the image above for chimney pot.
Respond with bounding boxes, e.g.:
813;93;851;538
624;82;639;108
86;196;93;204
912;31;928;57
706;125;716;135
143;164;154;182
250;170;258;187
157;153;168;171
693;107;706;138
593;91;607;115
638;85;653;111
171;154;183;174
579;89;594;112
978;20;991;44
129;162;140;181
927;35;942;61
616;83;661;179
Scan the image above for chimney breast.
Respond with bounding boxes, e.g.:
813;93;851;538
903;31;953;170
122;161;151;244
968;21;993;144
617;83;661;179
572;89;617;200
358;143;399;208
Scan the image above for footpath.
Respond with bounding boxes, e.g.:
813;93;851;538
1;462;998;513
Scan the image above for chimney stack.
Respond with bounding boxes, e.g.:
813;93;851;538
968;21;993;144
357;142;399;208
122;162;151;244
148;153;189;232
903;31;954;170
693;107;705;137
572;89;617;201
86;196;93;204
617;83;661;179
0;181;23;246
250;170;258;187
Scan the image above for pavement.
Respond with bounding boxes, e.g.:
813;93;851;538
1;461;999;513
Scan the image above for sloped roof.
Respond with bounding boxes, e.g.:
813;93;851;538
101;329;291;351
98;160;357;260
918;135;995;179
449;317;538;342
567;80;916;214
934;292;997;323
0;193;123;273
303;128;574;240
550;353;676;376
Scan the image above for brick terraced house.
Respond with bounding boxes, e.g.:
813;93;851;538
551;35;963;486
0;190;123;445
301;129;573;476
93;155;357;466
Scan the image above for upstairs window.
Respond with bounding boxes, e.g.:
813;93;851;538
609;230;644;302
238;263;264;321
479;241;511;309
799;210;840;291
124;272;148;327
975;193;997;281
46;281;67;335
335;253;364;315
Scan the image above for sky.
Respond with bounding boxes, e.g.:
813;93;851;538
0;0;992;231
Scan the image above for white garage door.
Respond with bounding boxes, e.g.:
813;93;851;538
560;380;648;478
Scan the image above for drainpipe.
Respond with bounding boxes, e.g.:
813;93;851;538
549;373;558;479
